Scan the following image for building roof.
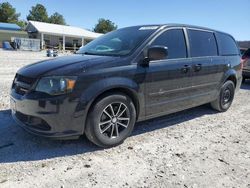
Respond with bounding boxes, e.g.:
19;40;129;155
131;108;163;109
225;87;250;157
26;21;102;39
0;22;21;31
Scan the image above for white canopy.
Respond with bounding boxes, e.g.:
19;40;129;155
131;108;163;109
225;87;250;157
26;20;102;39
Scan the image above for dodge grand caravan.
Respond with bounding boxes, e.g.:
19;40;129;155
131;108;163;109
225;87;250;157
10;24;242;147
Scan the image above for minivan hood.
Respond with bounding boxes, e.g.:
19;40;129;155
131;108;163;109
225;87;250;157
17;55;118;78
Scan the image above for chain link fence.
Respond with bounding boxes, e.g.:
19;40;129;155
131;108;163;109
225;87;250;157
11;37;40;51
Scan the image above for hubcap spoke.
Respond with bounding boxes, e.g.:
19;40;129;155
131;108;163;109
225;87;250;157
110;124;115;138
118;106;127;117
99;120;111;126
109;104;115;116
117;121;128;128
100;123;112;134
115;124;119;137
103;109;112;120
117;117;129;121
115;103;122;116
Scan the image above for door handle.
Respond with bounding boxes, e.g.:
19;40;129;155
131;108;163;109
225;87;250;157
181;65;191;73
194;64;202;72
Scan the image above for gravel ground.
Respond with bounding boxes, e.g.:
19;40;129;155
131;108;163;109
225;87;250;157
0;50;249;188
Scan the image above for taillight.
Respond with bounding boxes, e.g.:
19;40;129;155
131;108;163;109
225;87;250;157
240;59;244;70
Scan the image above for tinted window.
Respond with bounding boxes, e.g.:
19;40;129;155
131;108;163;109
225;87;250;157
217;33;239;55
151;29;187;59
188;30;217;57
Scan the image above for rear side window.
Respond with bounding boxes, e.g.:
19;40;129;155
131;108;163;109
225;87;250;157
216;33;239;55
151;29;187;59
188;29;217;57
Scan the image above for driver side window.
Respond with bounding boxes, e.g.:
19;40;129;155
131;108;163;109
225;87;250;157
151;29;187;59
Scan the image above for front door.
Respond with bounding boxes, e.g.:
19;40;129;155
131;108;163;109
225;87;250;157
144;28;194;118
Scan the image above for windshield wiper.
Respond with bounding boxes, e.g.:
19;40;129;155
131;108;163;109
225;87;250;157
76;51;97;55
80;51;121;57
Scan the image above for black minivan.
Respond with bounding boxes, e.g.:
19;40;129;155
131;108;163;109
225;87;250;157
10;24;242;147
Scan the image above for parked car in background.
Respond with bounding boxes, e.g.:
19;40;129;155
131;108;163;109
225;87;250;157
10;24;242;147
240;48;247;55
241;48;250;82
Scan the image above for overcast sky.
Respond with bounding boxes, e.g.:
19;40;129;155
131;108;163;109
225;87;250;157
5;0;250;40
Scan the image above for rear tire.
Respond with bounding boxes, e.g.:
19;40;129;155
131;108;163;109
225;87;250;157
210;80;235;112
85;93;136;148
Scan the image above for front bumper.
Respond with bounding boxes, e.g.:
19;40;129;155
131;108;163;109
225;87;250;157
10;90;85;139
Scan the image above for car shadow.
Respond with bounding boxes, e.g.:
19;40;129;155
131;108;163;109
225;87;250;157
133;104;216;136
240;80;250;90
0;105;216;163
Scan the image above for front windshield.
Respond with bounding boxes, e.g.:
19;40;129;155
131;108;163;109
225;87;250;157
77;26;159;56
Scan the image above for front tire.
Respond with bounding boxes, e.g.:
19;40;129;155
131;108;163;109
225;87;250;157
85;93;136;148
210;80;235;112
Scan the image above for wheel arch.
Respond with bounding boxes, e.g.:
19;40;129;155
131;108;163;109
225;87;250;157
226;75;237;87
223;69;237;87
77;77;143;134
88;87;140;119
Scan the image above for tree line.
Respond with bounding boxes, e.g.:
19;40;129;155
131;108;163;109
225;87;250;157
238;41;250;49
0;2;66;27
0;2;117;33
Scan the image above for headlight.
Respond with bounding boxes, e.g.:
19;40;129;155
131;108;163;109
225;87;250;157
35;76;77;95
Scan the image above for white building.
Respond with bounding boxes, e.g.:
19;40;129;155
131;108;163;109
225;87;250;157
25;21;102;50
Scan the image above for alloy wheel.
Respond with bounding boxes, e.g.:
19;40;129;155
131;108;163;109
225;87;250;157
99;102;130;139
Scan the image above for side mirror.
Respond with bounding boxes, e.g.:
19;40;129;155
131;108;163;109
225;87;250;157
148;46;168;61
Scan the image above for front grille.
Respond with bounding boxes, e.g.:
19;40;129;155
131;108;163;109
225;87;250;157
15;112;51;131
12;74;36;95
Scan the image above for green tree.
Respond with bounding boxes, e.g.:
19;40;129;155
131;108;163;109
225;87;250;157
27;4;49;22
93;18;117;34
0;2;20;23
16;20;27;29
49;12;66;25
